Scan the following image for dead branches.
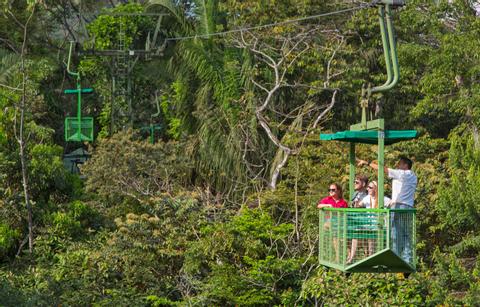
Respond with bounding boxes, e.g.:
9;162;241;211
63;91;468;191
234;28;344;189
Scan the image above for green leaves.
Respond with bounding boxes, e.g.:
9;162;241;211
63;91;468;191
0;223;19;259
82;130;194;203
435;133;480;251
180;207;301;305
86;3;153;51
411;5;480;137
301;267;427;305
2;1;480;305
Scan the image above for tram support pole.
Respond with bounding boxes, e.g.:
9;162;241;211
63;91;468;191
378;118;385;208
77;80;82;138
349;143;356;201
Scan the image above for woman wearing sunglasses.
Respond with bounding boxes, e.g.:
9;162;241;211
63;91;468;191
317;183;348;209
359;181;391;209
317;183;347;263
347;181;391;263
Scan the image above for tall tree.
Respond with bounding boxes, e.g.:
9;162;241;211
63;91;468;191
0;0;39;254
148;0;264;200
16;1;37;254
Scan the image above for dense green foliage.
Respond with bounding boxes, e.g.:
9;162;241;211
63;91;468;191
0;0;479;305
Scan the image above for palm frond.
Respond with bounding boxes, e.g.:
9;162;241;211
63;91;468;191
147;0;193;35
151;0;271;196
0;49;20;84
195;0;218;36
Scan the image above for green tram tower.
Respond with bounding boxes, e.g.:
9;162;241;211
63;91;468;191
318;1;418;273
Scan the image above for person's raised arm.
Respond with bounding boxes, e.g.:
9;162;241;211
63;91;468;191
357;158;388;175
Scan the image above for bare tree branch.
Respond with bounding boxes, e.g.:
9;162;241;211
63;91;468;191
256;112;291;154
0;37;20;53
313;89;338;129
235;29;317;189
0;83;22;91
269;149;290;190
235;25;343;189
324;36;345;88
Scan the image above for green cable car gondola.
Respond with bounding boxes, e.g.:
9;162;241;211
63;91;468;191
140;91;162;144
318;0;417;273
64;41;94;142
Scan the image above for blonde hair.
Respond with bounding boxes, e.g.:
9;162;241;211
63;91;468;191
369;181;378;209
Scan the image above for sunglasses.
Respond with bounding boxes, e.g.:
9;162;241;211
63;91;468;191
328;189;337;192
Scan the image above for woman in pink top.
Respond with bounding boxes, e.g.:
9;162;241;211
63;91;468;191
317;183;348;208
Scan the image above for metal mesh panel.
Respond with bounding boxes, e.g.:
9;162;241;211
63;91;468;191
65;117;94;142
318;210;349;267
389;209;416;268
346;210;388;265
319;208;416;272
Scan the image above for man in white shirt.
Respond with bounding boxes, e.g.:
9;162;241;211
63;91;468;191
357;156;417;265
387;158;417;208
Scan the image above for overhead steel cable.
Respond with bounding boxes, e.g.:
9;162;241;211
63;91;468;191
164;2;377;42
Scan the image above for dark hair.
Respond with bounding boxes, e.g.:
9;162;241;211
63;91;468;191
330;183;343;199
399;156;413;169
355;174;369;185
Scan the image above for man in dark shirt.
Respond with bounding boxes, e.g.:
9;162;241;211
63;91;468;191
351;175;368;207
347;175;369;264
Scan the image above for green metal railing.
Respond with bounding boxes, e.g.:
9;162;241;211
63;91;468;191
65;117;94;142
319;207;416;272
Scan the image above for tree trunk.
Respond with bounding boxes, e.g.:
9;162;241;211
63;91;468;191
17;6;36;254
19;135;33;253
269;148;290;189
